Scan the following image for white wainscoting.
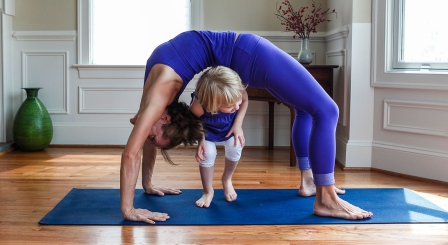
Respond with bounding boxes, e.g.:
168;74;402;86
51;122;134;145
383;100;448;137
74;65;145;79
78;87;141;114
12;30;345;146
372;141;448;182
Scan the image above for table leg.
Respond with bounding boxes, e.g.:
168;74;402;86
268;102;274;150
289;107;296;167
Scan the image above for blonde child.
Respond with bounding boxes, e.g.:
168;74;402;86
190;66;248;208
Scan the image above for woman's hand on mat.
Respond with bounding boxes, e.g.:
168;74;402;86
124;207;169;224
144;184;182;196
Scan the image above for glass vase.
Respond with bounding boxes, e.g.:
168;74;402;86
298;38;313;64
13;88;53;151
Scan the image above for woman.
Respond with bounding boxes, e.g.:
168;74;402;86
120;30;372;224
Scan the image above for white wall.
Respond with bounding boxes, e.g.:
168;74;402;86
203;0;330;32
11;30;335;146
7;0;339;147
13;0;76;31
8;0;446;185
327;0;375;169
371;0;448;182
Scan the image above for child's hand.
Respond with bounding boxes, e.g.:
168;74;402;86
195;141;206;163
226;126;245;147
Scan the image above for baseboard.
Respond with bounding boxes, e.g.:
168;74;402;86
0;148;14;157
48;144;126;149
335;159;371;171
371;168;448;185
0;142;15;156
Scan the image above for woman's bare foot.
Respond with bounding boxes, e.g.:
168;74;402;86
299;169;345;196
222;178;237;202
299;173;317;196
195;191;214;208
314;185;372;220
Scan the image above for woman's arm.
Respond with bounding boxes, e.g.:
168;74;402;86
141;140;182;195
190;96;205;118
120;65;183;223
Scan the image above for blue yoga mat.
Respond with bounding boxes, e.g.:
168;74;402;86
38;188;448;225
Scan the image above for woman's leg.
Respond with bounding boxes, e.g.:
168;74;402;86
244;36;372;219
222;137;242;202
267;90;345;197
196;140;217;208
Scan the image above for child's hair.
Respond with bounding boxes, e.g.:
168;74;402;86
195;66;246;114
160;101;204;165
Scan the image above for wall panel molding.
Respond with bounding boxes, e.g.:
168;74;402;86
324;25;350;41
21;51;68;114
78;87;142;114
383;99;448;137
13;31;76;41
373;140;448;159
74;64;145;79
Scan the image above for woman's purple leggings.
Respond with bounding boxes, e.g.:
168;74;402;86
230;34;339;186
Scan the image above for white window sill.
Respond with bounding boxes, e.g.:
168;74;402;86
73;64;145;79
385;69;448;75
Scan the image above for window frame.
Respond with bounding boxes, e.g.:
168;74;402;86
391;0;448;71
76;0;203;65
371;0;448;90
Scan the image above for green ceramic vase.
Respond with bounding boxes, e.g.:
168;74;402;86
13;88;53;151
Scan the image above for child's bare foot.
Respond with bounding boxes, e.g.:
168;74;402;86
222;179;237;202
195;191;214;208
314;185;372;220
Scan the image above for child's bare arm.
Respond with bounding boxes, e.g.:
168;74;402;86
227;90;248;146
190;97;205;118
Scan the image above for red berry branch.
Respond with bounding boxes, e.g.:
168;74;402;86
275;0;337;39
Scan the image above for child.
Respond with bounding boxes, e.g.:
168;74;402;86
190;66;248;208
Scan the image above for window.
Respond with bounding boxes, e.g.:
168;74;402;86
392;0;448;70
77;0;203;65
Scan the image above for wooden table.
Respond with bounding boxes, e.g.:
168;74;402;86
246;65;338;167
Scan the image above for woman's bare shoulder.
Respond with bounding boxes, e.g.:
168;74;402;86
145;64;182;89
144;64;183;104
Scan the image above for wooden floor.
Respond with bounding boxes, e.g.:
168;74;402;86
0;147;448;245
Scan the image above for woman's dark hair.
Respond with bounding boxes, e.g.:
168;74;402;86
160;101;203;164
